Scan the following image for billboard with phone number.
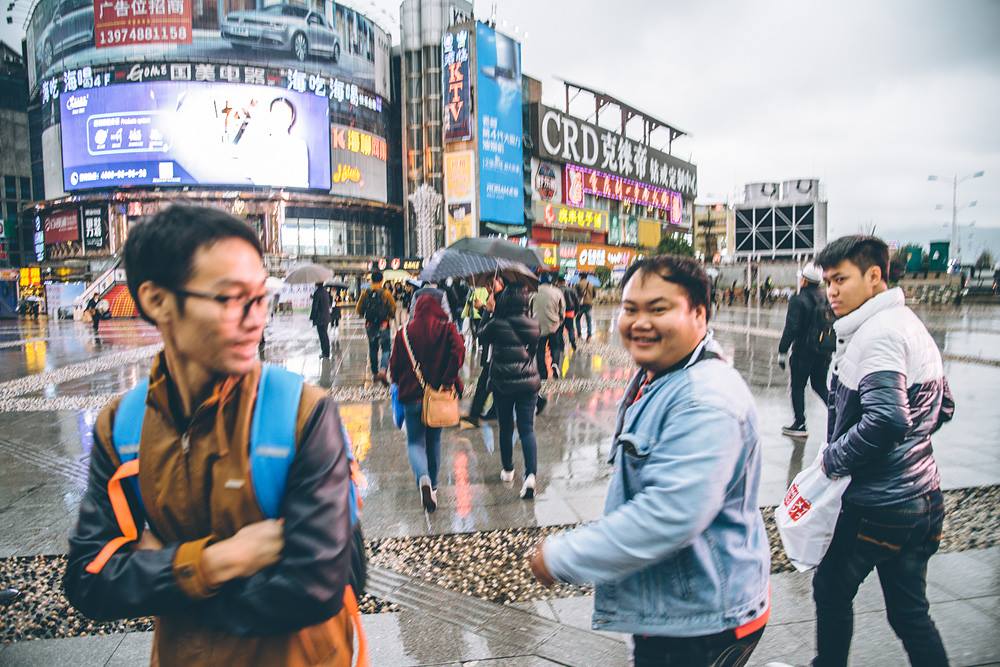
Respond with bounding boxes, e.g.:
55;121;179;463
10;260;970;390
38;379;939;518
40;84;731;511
60;80;331;190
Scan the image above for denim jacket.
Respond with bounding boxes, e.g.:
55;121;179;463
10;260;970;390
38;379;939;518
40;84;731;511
543;334;771;637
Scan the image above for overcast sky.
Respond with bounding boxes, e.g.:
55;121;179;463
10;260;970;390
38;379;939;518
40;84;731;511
380;0;1000;242
4;0;997;244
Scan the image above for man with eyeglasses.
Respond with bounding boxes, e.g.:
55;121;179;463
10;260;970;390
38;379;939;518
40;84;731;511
63;205;358;666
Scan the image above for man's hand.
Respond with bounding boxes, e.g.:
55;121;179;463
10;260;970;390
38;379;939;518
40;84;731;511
777;353;787;370
529;540;556;587
202;519;285;587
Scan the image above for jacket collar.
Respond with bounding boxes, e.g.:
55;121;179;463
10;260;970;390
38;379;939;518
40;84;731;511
146;352;250;456
833;287;904;338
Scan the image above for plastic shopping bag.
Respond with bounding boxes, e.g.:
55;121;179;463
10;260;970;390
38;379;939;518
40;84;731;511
390;383;405;429
776;449;851;572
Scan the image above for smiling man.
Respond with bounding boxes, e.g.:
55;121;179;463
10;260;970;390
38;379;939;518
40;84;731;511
809;235;954;667
63;205;359;666
529;255;770;667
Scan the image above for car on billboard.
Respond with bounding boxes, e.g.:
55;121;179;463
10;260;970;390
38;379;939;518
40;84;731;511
221;4;341;63
37;0;94;70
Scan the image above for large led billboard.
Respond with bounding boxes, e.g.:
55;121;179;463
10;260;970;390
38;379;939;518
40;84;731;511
475;23;523;226
329;123;388;202
26;0;391;99
60;80;331;190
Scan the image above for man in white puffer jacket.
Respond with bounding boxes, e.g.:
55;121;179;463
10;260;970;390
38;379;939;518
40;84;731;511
809;235;954;667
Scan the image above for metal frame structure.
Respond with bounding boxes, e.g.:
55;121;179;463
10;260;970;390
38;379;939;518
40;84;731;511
558;78;689;155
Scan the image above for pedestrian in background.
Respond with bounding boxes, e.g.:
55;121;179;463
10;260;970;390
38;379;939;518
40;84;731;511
356;270;395;384
532;273;566;379
530;255;770;667
558;275;579;352
776;263;835;437
310;281;332;358
389;293;465;513
575;273;596;340
478;279;543;499
329;288;342;340
808;235;954;667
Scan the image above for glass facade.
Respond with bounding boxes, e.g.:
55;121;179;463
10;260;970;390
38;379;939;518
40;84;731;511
281;214;390;258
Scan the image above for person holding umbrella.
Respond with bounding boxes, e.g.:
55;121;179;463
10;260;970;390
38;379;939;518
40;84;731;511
478;276;543;500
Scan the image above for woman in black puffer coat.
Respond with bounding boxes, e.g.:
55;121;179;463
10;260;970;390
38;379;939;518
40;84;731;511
478;280;543;499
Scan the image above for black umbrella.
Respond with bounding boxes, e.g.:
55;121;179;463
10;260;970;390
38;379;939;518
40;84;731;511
447;237;544;269
419;248;538;286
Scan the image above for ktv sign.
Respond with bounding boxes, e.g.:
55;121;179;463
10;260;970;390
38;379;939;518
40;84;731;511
533;104;697;199
442;29;472;142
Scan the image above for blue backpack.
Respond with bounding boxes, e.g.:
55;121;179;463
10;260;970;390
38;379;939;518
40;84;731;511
112;364;367;596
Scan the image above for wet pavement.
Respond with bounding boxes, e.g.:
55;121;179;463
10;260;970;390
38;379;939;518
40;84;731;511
0;302;998;665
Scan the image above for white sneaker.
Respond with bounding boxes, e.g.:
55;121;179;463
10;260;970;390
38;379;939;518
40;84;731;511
500;468;515;485
520;474;536;500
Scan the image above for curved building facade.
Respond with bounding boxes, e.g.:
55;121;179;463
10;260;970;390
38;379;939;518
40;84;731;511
22;0;401;281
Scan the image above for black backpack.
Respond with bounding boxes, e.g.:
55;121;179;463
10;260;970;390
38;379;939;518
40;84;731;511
361;288;391;326
806;294;837;355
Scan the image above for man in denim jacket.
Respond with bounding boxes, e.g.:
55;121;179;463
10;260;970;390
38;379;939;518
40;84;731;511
530;255;771;667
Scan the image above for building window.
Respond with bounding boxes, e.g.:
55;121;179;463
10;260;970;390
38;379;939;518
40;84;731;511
19;177;31;201
3;176;16;199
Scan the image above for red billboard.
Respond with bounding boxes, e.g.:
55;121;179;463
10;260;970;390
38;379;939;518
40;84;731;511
93;0;193;49
44;209;80;244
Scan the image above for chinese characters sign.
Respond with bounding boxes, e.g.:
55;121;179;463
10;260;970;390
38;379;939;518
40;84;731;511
575;244;637;272
330;123;388;202
442;29;472;142
532;104;697;199
82;205;108;250
565;163;683;225
476;23;523;225
533;202;608;233
444;150;476;246
44;209;80;244
93;0;192;49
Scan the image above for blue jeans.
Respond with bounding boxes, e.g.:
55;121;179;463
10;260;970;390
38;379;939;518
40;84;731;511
812;489;947;667
403;402;442;489
494;392;538;477
367;325;391;374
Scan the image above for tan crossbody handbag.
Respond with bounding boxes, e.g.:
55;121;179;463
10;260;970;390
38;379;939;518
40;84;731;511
401;326;460;428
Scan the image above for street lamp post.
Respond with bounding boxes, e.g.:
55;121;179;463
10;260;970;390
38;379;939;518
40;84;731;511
928;171;984;265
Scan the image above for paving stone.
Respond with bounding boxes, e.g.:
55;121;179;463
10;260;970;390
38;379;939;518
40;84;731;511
0;634;124;666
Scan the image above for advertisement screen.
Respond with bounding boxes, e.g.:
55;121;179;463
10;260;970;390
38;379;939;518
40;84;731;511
329;123;387;202
475;23;523;225
26;0;391;98
44;209;80;244
444;150;476;245
442;28;472;142
61;80;331;190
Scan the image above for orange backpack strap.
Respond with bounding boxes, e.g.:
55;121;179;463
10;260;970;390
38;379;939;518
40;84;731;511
85;459;141;574
343;585;369;667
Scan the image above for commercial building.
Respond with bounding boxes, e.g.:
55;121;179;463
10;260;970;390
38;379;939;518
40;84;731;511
693;202;733;262
729;179;828;261
522;80;697;278
19;0;403;315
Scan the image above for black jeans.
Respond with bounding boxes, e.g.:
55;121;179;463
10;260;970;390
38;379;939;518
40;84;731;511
633;626;765;667
468;365;491;421
536;333;562;379
576;304;593;339
316;324;330;358
563;316;577;349
494;391;538;477
366;325;391;374
790;352;830;423
812;489;947;667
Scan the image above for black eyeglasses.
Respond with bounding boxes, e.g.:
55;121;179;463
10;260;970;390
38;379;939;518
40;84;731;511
172;288;271;323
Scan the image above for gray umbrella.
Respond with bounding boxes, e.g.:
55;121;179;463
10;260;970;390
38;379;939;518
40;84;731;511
284;263;333;285
447;237;544;268
420;248;538;286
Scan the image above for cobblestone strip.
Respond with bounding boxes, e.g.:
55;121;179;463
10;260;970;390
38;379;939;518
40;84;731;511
0;344;162;400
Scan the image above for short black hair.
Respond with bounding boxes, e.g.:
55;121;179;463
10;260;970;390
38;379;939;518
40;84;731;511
816;235;890;284
371;270;384;283
621;254;713;321
124;204;263;324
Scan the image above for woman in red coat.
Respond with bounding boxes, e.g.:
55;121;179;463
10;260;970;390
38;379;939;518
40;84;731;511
389;292;465;512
